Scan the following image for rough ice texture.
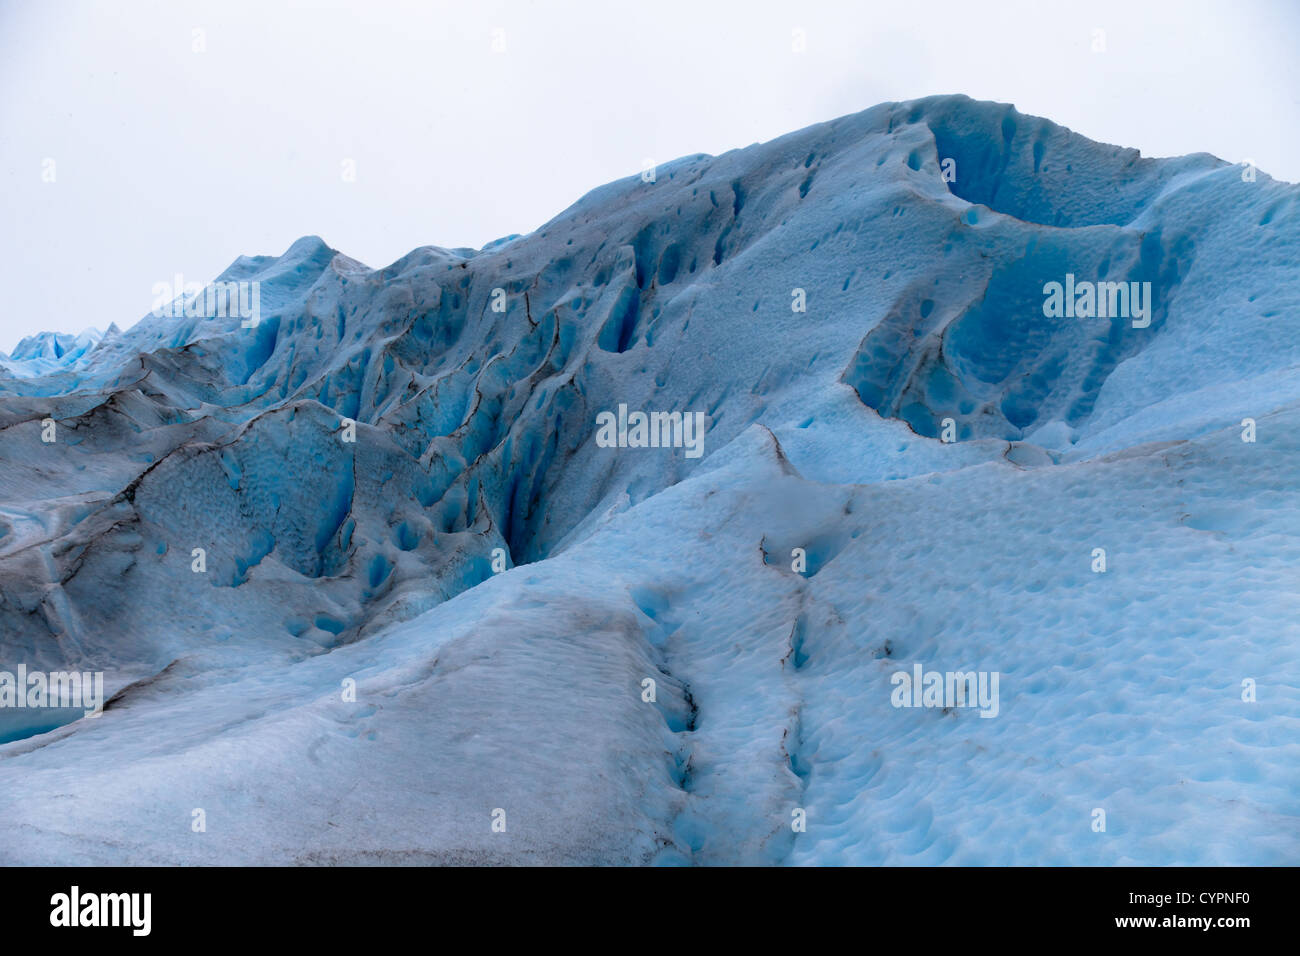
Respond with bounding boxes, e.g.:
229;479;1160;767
1;95;1297;865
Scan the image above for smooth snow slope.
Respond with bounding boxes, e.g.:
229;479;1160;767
0;95;1296;864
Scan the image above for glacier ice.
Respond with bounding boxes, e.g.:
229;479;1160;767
0;95;1297;865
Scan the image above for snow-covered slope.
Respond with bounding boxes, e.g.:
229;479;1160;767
1;95;1296;864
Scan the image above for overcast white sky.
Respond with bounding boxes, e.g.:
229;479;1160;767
1;0;1297;350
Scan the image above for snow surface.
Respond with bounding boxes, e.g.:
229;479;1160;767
0;95;1297;864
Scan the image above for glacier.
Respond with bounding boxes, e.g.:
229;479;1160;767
0;94;1297;865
